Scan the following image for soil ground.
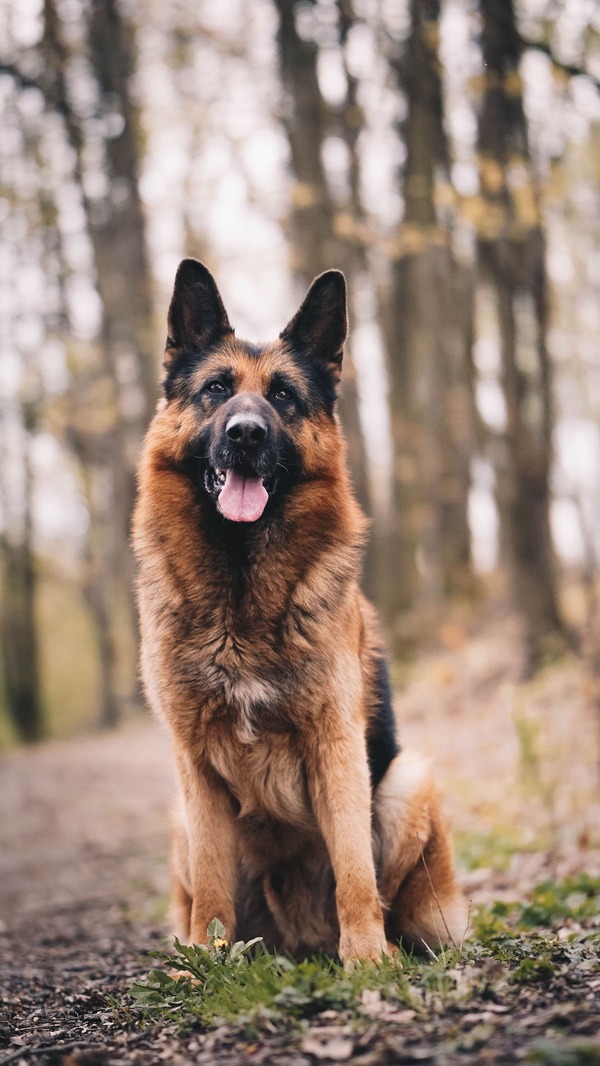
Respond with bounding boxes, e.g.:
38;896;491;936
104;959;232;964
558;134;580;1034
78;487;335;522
1;612;599;1065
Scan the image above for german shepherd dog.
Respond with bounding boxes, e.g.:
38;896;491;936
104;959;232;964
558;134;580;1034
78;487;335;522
133;260;465;965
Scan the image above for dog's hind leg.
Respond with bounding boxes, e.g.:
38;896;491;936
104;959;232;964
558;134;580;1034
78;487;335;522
373;751;467;954
169;818;192;942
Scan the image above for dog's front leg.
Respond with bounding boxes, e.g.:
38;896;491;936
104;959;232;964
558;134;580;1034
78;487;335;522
175;750;237;945
307;726;388;966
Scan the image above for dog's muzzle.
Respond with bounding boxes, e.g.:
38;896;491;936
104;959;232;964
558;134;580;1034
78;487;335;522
225;412;268;448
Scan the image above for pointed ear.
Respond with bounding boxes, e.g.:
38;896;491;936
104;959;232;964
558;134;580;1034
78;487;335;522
165;258;233;362
280;270;347;382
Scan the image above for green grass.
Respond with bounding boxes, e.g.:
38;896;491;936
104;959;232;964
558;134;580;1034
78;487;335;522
130;919;418;1030
129;877;600;1033
455;826;543;872
472;873;600;933
527;1039;600;1065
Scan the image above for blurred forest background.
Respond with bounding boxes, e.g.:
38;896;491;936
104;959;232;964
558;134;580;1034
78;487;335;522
1;0;600;747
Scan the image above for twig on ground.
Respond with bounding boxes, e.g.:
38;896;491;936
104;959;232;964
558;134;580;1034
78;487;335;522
418;839;458;949
420;938;438;961
460;899;473;952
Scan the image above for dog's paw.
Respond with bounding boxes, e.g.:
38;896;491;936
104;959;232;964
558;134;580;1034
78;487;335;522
338;927;390;969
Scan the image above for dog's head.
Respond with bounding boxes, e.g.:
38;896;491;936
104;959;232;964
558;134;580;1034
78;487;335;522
161;259;348;523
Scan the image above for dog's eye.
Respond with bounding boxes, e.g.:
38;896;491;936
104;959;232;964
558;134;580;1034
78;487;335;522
274;387;292;402
207;381;226;394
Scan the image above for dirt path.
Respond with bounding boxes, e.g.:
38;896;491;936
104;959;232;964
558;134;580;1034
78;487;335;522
1;616;599;1064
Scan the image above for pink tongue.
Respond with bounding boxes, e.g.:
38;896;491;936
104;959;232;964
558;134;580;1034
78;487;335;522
218;469;269;523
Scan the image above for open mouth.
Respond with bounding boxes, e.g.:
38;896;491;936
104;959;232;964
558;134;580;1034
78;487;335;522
205;465;277;523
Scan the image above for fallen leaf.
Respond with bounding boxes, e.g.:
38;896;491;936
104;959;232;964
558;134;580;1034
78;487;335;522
302;1029;354;1060
360;990;416;1022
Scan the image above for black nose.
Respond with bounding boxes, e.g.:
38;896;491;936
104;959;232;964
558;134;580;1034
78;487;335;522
226;413;268;446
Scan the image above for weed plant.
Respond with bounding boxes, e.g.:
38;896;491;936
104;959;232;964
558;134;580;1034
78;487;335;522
130;877;600;1032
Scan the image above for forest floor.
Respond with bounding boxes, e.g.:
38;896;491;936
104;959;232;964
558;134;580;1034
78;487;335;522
1;606;600;1066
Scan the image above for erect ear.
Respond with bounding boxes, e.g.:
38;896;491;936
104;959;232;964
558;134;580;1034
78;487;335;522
165;258;233;362
280;270;347;382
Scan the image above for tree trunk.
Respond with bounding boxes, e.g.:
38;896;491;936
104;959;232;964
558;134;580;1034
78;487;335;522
43;0;156;721
273;0;374;596
381;0;474;637
476;0;565;672
0;405;44;743
85;0;157;441
1;544;43;743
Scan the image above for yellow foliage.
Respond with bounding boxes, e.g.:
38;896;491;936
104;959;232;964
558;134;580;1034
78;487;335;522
290;182;321;209
332;211;373;246
551;65;571;89
468;73;488;96
545;162;569;200
479;203;507;240
422;21;440;51
511;184;540;228
478;156;505;195
385;224;445;260
435;181;456;209
460;194;487;228
503;70;524;98
470;69;523;99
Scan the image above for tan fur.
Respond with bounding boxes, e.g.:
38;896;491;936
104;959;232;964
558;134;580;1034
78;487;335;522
132;272;465;965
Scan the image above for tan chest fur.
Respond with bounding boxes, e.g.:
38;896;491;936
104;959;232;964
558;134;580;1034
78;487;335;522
205;725;313;831
134;439;370;848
